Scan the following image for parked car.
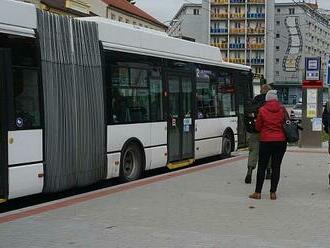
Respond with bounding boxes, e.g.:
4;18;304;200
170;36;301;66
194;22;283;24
290;103;302;121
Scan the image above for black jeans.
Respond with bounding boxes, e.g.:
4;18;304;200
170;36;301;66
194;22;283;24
255;141;287;193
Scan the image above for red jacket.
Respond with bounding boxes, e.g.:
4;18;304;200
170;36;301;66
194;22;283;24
255;100;286;142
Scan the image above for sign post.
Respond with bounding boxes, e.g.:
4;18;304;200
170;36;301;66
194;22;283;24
300;57;323;148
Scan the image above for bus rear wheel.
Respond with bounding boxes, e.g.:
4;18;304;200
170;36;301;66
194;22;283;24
120;143;143;182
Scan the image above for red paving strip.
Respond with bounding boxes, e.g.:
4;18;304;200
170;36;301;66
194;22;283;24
0;155;247;224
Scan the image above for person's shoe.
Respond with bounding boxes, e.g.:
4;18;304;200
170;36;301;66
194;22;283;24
245;173;252;184
270;192;277;200
249;192;261;200
265;169;271;180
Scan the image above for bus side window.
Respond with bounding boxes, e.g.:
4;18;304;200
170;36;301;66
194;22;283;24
12;69;41;129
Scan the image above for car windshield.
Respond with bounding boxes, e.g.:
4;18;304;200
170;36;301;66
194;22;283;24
293;103;302;109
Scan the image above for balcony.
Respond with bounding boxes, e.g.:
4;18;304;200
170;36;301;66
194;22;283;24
230;28;246;34
212;0;228;4
229;58;245;64
246;58;265;64
247;0;265;3
247;13;265;19
229;43;245;49
210;28;229;34
247;28;265;34
230;0;246;3
211;13;229;19
211;42;228;49
230;13;245;19
247;43;265;49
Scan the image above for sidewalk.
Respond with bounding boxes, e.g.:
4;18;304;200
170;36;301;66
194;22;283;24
0;149;329;248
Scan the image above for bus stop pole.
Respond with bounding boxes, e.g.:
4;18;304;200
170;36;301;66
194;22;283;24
300;57;323;148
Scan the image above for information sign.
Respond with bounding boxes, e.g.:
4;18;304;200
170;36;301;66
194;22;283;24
305;57;321;81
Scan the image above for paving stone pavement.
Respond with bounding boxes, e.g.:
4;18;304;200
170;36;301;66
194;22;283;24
0;149;329;248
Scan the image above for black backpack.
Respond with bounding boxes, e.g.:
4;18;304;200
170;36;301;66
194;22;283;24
244;100;259;133
244;94;266;133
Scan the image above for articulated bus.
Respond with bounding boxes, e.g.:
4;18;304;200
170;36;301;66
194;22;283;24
0;0;253;202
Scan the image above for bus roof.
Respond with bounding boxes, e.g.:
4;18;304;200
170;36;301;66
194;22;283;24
0;1;251;72
79;17;251;72
0;0;36;37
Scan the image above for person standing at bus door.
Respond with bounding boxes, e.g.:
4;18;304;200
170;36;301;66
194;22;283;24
249;90;287;200
244;84;272;184
321;101;330;185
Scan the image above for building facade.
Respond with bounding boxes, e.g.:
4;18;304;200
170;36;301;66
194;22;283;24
21;0;166;31
210;0;274;92
104;0;167;31
273;2;330;105
168;0;274;93
167;1;210;44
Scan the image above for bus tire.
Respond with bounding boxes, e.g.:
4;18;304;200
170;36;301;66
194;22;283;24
221;134;233;158
120;142;144;182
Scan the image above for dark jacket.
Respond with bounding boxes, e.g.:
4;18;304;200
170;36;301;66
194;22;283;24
244;93;266;133
322;102;329;133
256;100;286;142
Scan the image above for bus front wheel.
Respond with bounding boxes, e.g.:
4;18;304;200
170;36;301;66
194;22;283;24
120;143;143;182
221;135;232;158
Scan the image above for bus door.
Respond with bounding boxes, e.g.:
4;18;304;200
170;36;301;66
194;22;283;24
234;70;253;148
166;72;194;165
0;48;9;201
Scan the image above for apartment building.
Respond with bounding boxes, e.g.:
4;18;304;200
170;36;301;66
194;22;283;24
210;0;274;91
273;2;330;105
168;0;274;92
167;1;210;44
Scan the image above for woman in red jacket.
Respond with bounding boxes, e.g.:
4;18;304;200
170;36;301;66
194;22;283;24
249;90;287;200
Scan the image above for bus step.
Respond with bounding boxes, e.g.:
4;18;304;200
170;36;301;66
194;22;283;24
167;159;194;170
0;198;7;204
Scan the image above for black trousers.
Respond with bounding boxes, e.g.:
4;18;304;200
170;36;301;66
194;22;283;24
255;141;287;193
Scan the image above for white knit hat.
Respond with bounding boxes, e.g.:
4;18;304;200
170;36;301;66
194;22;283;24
265;90;278;101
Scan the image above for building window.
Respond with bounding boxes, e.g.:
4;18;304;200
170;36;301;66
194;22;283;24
289;8;295;15
193;9;200;15
275;71;280;76
277;8;281;13
125;19;129;23
118;16;123;22
276;33;280;38
276;46;280;50
111;14;116;20
276;58;280;64
133;21;137;25
276;21;280;25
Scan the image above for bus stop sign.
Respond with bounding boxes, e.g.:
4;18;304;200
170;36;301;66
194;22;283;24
305;57;321;81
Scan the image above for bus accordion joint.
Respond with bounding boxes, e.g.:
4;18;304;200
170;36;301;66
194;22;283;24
167;159;194;170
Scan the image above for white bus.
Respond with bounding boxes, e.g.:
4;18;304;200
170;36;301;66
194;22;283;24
0;0;253;202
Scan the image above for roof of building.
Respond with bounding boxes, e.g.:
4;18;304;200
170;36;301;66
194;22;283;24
102;0;167;29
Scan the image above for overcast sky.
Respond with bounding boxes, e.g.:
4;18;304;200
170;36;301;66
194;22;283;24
135;0;330;23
